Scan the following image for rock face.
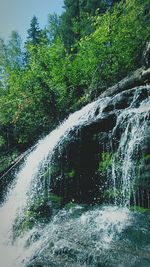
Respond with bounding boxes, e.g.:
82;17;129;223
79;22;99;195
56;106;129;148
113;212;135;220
143;42;150;68
49;86;150;207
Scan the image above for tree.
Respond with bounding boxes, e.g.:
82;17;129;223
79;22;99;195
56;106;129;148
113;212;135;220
47;13;61;43
60;0;79;52
60;0;115;52
25;16;48;64
27;16;42;45
7;31;23;69
0;32;23;89
0;38;7;83
0;38;7;67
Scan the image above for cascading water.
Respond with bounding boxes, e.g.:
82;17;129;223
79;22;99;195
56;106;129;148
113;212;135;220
0;97;110;266
0;86;150;267
110;88;150;206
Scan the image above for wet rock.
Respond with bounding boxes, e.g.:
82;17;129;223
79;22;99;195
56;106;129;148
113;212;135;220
143;42;150;68
48;86;150;207
82;113;117;135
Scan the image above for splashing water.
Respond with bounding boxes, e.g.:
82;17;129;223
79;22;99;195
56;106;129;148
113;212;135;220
111;89;150;206
0;97;110;266
24;205;131;267
0;86;150;266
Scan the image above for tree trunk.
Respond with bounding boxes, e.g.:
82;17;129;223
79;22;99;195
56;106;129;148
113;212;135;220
100;67;150;98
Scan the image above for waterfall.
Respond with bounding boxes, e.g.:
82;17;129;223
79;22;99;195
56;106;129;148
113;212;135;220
0;86;150;266
0;97;110;267
111;88;150;206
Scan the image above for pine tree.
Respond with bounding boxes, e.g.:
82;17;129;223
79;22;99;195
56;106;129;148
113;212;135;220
7;31;23;68
60;0;118;52
27;16;42;45
0;31;23;86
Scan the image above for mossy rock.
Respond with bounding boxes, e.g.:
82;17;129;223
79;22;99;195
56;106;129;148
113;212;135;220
98;152;113;174
13;192;63;235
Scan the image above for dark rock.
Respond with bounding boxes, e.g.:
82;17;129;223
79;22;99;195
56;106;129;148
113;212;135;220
143;42;150;68
49;86;150;207
100;67;150;98
83;113;117;135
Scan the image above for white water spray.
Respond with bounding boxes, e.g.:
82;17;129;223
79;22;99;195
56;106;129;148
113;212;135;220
0;97;110;267
111;89;150;206
0;86;149;266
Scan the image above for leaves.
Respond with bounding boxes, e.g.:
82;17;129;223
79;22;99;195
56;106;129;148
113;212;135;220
0;0;149;154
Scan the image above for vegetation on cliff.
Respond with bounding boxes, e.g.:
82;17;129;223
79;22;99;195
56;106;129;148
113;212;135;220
0;0;149;173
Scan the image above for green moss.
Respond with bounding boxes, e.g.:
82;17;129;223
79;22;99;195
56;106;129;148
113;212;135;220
65;201;76;210
64;202;88;218
49;193;62;204
0;136;5;149
144;154;150;160
134;154;150;190
67;170;75;179
104;188;123;200
43;169;50;180
20;210;37;231
130;205;149;213
98;152;113;174
43;165;60;180
14;192;62;235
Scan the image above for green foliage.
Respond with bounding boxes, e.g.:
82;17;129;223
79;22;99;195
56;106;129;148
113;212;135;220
144;154;150;160
7;31;23;69
44;166;60;180
60;0;116;52
130;205;149;213
99;152;113;173
104;188;121;199
134;153;150;191
65;201;76;210
64;202;88;218
14;192;62;234
0;136;5;148
0;150;19;173
49;193;62;204
1;0;150;237
47;13;61;43
27;16;42;45
0;0;149;163
67;170;75;179
0;36;70;149
71;0;150;93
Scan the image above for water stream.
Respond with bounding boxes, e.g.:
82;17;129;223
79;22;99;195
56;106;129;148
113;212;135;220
0;86;150;266
111;89;150;206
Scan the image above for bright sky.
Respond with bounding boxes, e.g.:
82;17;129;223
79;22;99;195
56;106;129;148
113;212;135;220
0;0;64;43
